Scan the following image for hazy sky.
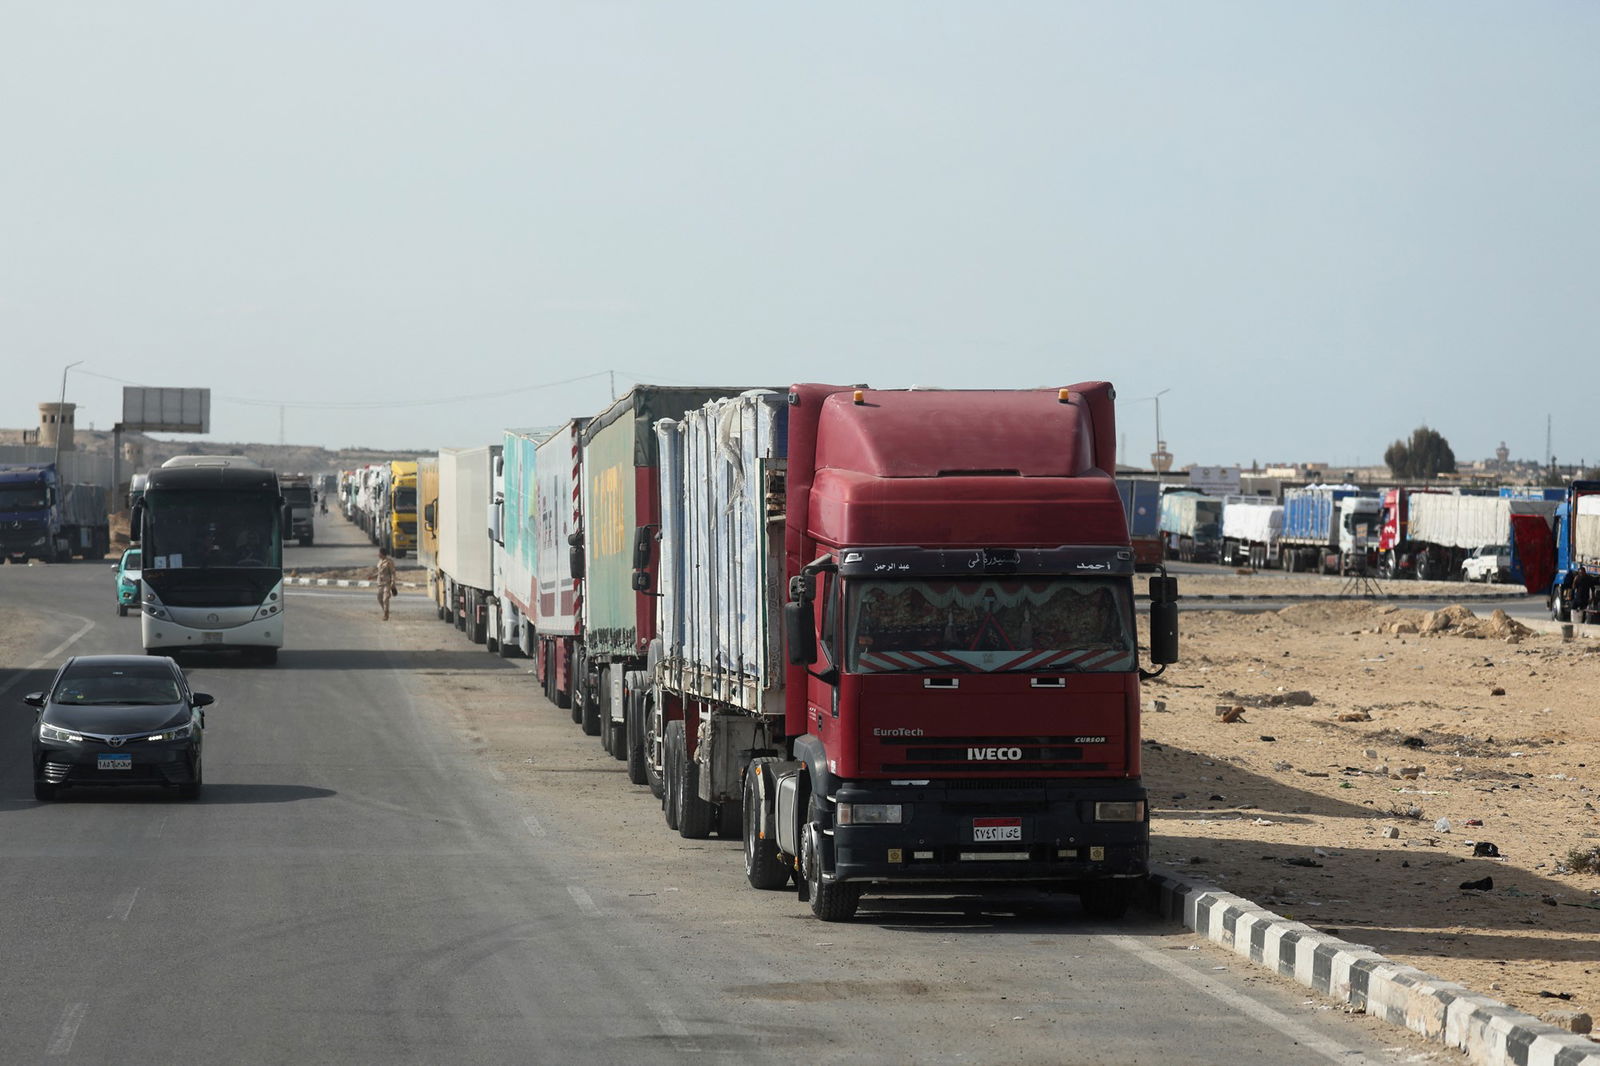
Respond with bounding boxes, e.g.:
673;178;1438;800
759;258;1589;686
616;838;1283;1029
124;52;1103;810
4;3;1596;469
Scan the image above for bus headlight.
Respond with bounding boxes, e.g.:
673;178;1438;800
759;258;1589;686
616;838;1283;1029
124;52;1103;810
837;803;905;825
1093;800;1146;823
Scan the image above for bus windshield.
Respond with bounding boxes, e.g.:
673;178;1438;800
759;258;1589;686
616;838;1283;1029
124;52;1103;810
144;490;282;570
845;577;1136;674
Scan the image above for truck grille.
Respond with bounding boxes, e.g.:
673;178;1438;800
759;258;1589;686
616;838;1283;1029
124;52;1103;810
875;735;1108;774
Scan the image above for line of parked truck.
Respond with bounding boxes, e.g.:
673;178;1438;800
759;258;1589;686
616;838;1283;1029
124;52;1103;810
1124;477;1575;587
346;383;1182;922
337;462;417;557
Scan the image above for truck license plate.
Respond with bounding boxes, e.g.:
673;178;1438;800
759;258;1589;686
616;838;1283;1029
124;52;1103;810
973;817;1021;842
98;754;132;771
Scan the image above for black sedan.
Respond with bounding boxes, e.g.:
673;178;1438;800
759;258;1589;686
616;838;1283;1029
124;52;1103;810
22;655;211;801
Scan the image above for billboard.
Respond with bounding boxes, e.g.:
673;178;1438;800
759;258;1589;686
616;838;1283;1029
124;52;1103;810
122;387;210;433
1189;465;1242;495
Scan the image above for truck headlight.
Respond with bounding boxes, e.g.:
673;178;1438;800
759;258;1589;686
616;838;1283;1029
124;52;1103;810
837;803;905;825
1093;800;1146;823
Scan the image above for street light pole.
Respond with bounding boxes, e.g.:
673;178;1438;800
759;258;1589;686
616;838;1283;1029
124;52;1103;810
53;360;84;474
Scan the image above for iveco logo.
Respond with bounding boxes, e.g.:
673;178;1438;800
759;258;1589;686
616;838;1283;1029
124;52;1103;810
968;747;1024;761
873;728;923;737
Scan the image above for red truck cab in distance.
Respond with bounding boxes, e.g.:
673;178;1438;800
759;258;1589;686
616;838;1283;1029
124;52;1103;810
770;383;1178;919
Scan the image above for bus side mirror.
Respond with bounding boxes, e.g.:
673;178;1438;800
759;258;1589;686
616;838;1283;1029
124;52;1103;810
1148;575;1179;665
784;601;816;665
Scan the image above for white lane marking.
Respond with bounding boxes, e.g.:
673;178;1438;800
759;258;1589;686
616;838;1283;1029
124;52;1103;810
523;815;545;838
108;888;140;921
487;767;506;783
0;617;96;700
647;999;699;1051
46;1002;88;1056
1103;935;1384;1066
147;816;169;839
567;885;601;916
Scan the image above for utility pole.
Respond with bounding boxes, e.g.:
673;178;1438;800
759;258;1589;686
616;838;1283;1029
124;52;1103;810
280;405;286;446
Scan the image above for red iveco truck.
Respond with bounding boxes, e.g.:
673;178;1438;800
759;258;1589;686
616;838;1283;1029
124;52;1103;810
645;383;1178;921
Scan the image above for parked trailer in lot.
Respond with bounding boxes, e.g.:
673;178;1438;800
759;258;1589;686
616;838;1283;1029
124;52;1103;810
1115;478;1163;570
1407;492;1558;582
1218;496;1282;569
1278;486;1381;574
1514;480;1600;621
643;384;1179;922
1158;491;1221;562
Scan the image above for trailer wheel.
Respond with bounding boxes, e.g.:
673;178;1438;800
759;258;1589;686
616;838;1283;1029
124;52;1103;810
802;802;860;922
1078;879;1132;919
742;765;790;889
625;693;648;785
568;649;584;723
662;721;683;830
580;665;601;737
672;721;713;840
642;693;665;799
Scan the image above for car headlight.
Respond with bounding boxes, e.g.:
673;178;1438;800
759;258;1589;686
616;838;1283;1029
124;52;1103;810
836;802;906;825
145;722;196;742
39;723;83;743
1093;800;1147;823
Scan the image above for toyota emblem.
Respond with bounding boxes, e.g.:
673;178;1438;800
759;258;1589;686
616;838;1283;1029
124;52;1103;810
107;736;126;748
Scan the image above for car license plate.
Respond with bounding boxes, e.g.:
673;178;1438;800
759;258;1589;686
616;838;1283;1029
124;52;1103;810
973;817;1022;842
98;754;132;771
202;632;223;644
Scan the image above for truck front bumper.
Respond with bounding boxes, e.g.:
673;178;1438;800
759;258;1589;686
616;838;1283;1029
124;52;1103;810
827;780;1148;885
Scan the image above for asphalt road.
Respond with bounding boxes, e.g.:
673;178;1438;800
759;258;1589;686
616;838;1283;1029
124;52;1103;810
0;541;1445;1064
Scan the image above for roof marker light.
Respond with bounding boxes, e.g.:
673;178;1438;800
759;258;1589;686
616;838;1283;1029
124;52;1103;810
853;390;865;405
1058;389;1071;403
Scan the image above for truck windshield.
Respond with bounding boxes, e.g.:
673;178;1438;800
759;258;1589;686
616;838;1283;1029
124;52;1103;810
845;577;1136;674
0;487;49;511
394;488;417;509
144;490;282;570
282;487;313;507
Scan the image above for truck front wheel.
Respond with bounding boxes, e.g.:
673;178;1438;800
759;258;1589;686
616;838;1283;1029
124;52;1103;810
742;766;790;890
801;805;861;922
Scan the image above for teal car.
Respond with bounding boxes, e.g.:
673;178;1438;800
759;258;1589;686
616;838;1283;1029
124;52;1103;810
113;548;142;616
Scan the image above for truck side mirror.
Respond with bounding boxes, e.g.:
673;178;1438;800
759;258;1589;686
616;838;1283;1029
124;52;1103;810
423;502;436;531
784;601;816;665
633;526;653;570
1148;575;1179;665
568;531;584;580
631;569;651;593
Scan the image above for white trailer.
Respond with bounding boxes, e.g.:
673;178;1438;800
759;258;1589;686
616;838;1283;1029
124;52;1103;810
1409;494;1559;580
437;445;498;644
1218;497;1282;569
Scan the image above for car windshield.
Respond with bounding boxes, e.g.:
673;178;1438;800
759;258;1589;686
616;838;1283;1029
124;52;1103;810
53;664;181;706
845;577;1137;674
122;550;142;570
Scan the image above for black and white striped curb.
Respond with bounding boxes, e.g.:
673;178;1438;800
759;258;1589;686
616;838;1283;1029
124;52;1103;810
285;577;422;589
1134;592;1520;602
1146;867;1599;1065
